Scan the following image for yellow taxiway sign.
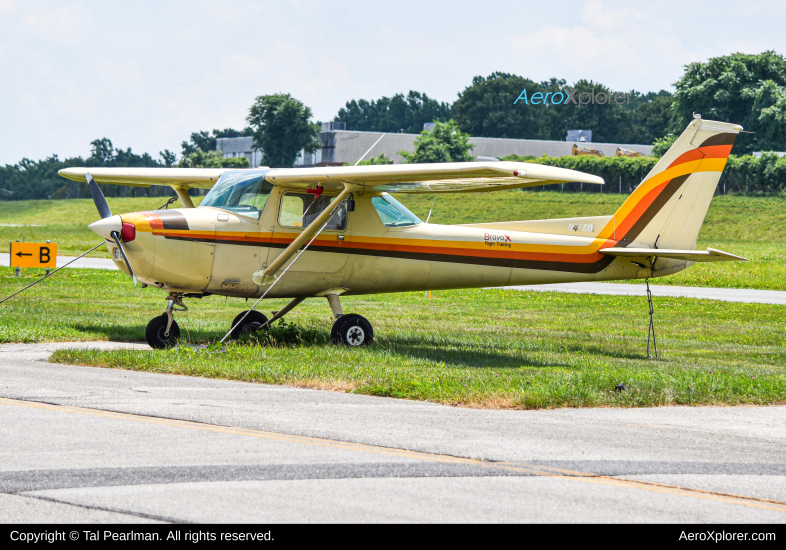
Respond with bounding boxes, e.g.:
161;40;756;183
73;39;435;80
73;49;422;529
9;242;57;268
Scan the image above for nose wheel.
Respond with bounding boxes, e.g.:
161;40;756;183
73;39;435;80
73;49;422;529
331;314;373;346
145;314;180;349
145;292;187;349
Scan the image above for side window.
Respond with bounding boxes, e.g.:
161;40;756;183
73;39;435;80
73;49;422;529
279;193;347;231
280;194;307;227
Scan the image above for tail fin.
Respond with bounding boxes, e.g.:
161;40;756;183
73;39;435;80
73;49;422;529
610;118;741;251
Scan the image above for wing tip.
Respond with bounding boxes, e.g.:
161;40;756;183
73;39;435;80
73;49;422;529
57;167;86;181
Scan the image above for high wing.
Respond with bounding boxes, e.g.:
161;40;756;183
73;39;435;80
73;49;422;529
264;161;603;193
600;247;747;263
58;167;231;189
59;161;603;194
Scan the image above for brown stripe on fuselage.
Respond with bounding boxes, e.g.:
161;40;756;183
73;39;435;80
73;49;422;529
157;211;190;230
158;173;692;274
298;242;617;274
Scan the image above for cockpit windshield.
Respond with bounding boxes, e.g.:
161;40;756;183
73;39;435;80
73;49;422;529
371;194;423;227
199;170;272;219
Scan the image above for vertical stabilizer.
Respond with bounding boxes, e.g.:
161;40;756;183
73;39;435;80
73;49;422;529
610;118;741;251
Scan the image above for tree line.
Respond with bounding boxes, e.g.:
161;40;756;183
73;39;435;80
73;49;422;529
336;76;673;147
335;51;786;156
3;51;786;200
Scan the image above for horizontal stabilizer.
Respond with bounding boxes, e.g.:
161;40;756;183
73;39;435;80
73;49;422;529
599;247;747;263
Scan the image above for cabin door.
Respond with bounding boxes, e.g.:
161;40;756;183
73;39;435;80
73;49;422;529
207;211;271;297
266;191;349;274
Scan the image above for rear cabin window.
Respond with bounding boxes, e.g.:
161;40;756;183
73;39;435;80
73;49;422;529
279;193;347;231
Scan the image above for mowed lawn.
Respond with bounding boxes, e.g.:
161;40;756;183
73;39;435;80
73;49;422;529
1;267;784;409
399;192;786;291
2;192;784;289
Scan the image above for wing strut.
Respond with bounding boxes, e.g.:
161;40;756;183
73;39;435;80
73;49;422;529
173;186;195;208
252;184;356;285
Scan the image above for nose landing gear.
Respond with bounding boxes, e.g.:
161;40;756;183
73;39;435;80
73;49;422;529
145;292;187;349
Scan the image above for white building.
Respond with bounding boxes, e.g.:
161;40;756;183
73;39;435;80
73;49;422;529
216;137;263;168
217;126;653;168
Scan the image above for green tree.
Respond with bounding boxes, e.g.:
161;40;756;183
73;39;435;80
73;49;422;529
178;150;249;168
86;138;159;167
544;80;638;143
0;137;171;201
751;80;786;151
624;90;674;144
354;153;394;166
181;127;253;156
0;155;86;200
399;120;474;163
672;51;786;153
87;138;115;165
454;72;559;139
335;91;453;133
160;149;177;167
454;72;672;144
652;134;678;157
247;93;322;168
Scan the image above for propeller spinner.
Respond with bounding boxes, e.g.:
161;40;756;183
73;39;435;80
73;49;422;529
86;172;137;285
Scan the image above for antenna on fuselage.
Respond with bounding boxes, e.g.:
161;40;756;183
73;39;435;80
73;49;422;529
354;134;386;166
425;194;437;223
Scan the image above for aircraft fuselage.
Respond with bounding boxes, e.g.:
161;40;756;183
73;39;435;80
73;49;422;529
108;188;685;299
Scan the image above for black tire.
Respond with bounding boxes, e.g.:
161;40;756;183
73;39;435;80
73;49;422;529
331;314;373;346
230;310;269;340
145;314;180;349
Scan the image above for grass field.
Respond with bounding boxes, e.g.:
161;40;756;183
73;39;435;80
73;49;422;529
1;267;784;409
0;196;181;257
400;192;786;291
2;192;784;289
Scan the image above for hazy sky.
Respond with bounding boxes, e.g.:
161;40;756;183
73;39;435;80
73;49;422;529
1;0;784;164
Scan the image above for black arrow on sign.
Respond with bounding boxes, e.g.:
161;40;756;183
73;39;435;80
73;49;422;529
15;252;32;257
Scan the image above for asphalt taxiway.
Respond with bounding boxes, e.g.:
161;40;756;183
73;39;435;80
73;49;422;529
1;342;784;523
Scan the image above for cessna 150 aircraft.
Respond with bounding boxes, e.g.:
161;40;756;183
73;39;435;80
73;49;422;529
59;117;745;349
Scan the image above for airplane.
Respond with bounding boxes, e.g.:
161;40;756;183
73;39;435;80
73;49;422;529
59;117;746;350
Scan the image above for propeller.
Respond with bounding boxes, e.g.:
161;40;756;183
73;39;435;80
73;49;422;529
110;230;137;286
87;172;112;219
86;172;137;285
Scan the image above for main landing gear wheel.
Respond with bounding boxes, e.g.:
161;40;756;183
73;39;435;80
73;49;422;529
331;314;373;346
145;314;180;349
230;310;269;340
